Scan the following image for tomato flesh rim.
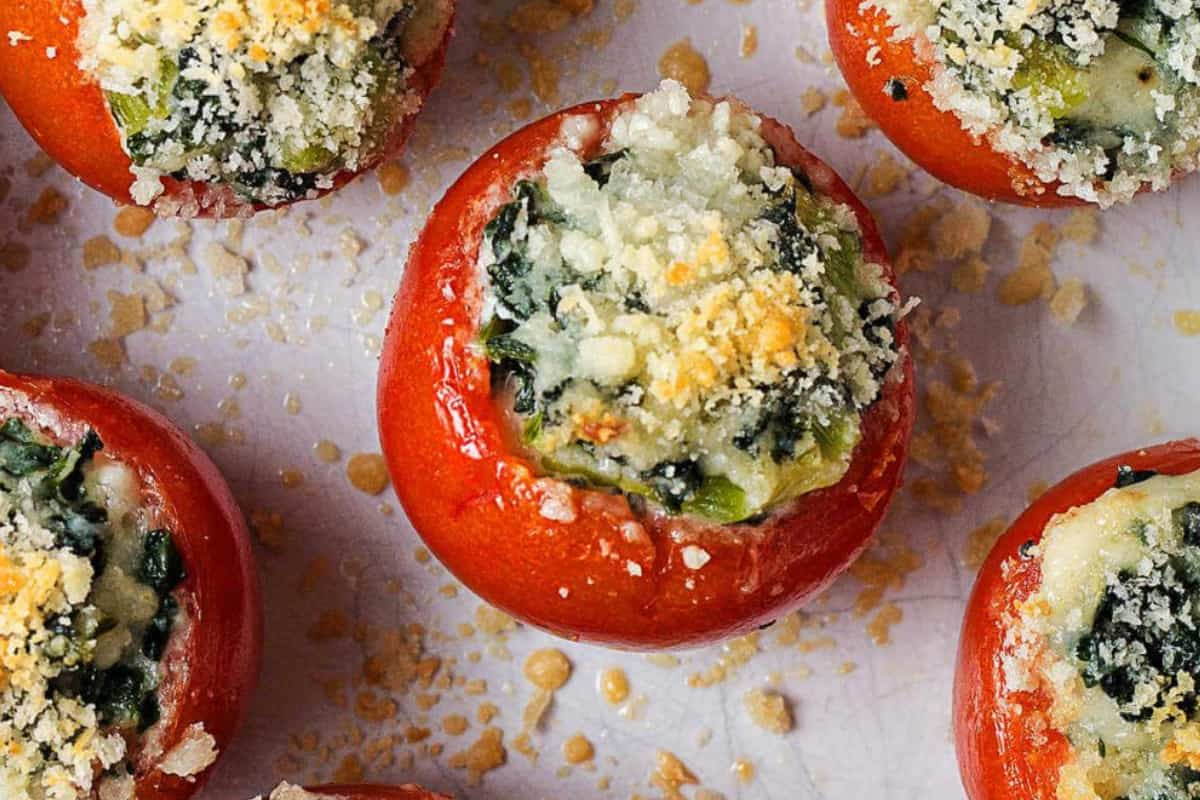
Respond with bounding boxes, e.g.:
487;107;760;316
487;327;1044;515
378;92;915;648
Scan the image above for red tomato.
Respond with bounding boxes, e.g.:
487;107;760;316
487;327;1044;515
377;95;915;649
306;784;451;800
825;0;1082;207
0;370;262;800
0;1;453;216
953;439;1200;799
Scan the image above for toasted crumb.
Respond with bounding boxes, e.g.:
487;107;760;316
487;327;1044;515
1061;209;1100;245
950;256;990;293
346;453;390;495
562;733;594;765
83;236;122;269
598;667;630;705
964;517;1007;569
524;648;572;691
800;87;827;115
475;604;516;636
658;39;710;95
866;602;903;646
931;202;990;261
1049;278;1088;325
1;240;32;272
442;714;469;736
377;161;410;195
863;151;907;197
507;0;592;34
997;223;1058;306
26;187;67;225
651;750;699;800
87;338;126;371
1174;310;1200;336
250;509;286;551
107;290;146;337
832;89;875;138
731;758;755;784
743;688;793;734
739;24;757;58
448;727;506;785
113;206;157;238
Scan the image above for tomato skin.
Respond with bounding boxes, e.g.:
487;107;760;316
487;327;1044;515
0;0;453;216
825;0;1085;207
307;784;451;800
0;370;262;800
953;439;1200;799
377;96;915;650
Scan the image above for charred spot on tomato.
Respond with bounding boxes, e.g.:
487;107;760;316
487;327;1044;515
77;0;450;208
883;77;908;101
0;419;186;794
870;0;1200;205
1116;463;1159;488
476;82;901;524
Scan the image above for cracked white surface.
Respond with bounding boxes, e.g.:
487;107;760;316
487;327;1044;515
1;1;1198;799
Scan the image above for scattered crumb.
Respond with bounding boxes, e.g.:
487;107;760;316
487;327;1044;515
731;758;755;784
862;151;907;197
523;648;572;691
447;727;506;786
832;90;875;138
1061;209;1100;245
1174;310;1200;337
113;206;157;238
658;39;710;95
562;733;594;765
598;667;630;705
997;223;1058;306
743;688;793;734
377;161;410;195
651;750;699;800
26;187;67;225
964;517;1007;569
346;453;390;495
739;24;757;58
1049;278;1088;325
800;87;827;115
82;236;122;269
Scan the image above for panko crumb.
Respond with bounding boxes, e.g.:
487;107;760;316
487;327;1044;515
448;727;506;785
743;688;794;734
651;750;699;800
997;224;1058;306
658;38;711;95
863;151;908;197
800;87;827;115
832;90;875;138
1048;278;1089;325
1173;310;1200;336
158;723;218;778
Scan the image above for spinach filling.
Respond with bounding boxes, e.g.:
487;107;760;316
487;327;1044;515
478;141;896;524
0;419;185;733
103;9;416;205
1074;502;1200;727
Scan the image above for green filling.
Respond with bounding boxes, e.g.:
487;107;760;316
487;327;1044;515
0;419;183;734
103;9;415;206
479;149;893;523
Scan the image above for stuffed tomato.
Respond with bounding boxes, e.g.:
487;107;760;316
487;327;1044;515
0;371;261;800
378;80;914;649
0;0;453;217
254;783;450;800
955;440;1200;800
827;0;1200;207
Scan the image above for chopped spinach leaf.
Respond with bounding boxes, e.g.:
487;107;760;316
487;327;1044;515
583;149;628;187
139;530;186;596
1116;464;1158;488
643;460;704;513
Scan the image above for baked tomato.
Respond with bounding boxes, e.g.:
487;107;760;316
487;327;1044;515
378;81;914;649
826;0;1200;207
955;439;1200;800
0;0;453;217
0;370;261;800
260;784;451;800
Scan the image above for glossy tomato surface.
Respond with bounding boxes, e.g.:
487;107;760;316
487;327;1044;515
0;370;262;800
377;95;915;650
826;0;1080;207
307;784;452;800
953;439;1200;799
0;0;453;216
